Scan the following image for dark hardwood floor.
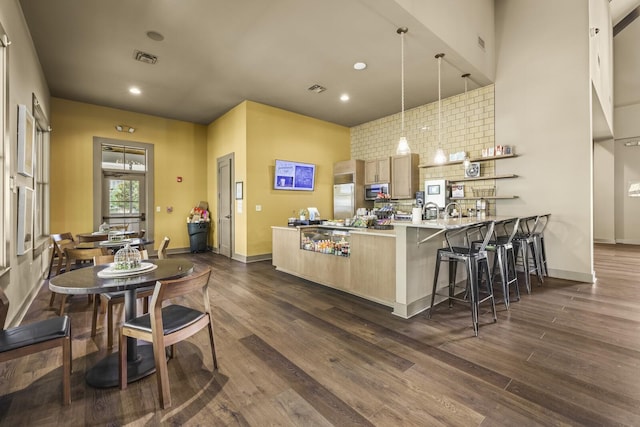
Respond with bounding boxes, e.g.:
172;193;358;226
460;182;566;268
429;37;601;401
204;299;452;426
1;243;640;426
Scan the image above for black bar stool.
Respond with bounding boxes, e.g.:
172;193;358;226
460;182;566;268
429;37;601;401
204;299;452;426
489;217;521;309
428;221;497;336
513;215;544;294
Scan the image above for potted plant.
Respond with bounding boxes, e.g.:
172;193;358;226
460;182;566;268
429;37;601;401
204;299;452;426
299;208;308;221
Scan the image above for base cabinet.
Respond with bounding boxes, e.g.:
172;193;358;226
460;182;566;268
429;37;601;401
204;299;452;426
272;226;395;306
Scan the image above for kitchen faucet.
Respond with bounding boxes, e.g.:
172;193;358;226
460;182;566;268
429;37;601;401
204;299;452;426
444;201;462;220
422;202;439;220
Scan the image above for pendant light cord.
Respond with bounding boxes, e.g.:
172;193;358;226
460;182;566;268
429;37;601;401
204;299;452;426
398;27;408;134
435;53;444;146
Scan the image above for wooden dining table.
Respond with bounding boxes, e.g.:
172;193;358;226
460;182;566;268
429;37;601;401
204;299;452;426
49;258;194;388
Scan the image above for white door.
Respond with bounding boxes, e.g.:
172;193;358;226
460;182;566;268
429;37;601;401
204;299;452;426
102;172;146;233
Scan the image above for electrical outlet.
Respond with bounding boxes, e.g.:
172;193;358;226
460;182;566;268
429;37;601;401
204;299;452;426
256;205;262;211
156;206;161;212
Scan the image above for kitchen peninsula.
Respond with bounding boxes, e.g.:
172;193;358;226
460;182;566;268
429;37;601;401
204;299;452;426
272;217;493;318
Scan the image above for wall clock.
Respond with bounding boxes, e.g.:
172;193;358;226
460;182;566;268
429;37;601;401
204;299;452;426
465;162;480;178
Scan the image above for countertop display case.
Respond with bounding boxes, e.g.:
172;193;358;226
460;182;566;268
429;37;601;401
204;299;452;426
300;227;350;257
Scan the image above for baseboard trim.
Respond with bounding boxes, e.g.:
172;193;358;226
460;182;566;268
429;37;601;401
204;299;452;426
594;238;616;244
547;268;595;284
615;239;640;245
232;253;272;263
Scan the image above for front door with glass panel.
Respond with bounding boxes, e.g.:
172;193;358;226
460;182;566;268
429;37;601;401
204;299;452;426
101;144;147;233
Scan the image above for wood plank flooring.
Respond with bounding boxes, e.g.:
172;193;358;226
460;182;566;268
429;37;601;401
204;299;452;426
1;243;640;426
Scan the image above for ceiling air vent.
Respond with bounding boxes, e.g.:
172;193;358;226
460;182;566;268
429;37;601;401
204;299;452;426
133;50;158;64
308;84;327;93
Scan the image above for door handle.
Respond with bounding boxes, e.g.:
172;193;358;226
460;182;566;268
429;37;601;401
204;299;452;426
225;215;231;219
140;213;146;221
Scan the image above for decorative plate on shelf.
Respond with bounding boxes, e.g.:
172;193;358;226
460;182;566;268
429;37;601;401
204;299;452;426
465;162;480;178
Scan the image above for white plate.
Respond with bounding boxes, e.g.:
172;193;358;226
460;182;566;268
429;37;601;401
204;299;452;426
97;262;157;278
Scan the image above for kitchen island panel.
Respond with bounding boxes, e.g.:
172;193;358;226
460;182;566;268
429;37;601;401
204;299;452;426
349;233;395;306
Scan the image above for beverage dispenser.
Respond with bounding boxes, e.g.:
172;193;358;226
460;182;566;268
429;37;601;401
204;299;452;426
424;179;449;208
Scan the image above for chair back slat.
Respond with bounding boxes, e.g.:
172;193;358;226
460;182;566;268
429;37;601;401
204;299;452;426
157;236;170;260
0;287;8;330
93;254;115;265
64;247;107;271
150;268;211;307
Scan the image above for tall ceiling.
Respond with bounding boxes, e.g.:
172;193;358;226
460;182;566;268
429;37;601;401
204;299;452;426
18;0;640;128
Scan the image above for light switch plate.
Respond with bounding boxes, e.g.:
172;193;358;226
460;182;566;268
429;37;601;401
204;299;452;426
256;205;262;211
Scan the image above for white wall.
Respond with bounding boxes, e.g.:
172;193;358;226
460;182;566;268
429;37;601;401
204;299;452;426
495;0;595;282
594;139;616;243
613;103;640;243
395;0;495;83
0;0;51;325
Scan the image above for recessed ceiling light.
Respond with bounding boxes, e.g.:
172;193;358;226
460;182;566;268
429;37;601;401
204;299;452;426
340;94;350;102
353;62;367;70
129;87;141;95
146;31;164;42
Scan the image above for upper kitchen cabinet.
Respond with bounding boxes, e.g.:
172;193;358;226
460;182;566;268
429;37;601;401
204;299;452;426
391;153;419;199
364;158;390;184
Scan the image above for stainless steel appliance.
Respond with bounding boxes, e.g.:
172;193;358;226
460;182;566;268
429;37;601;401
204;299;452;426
424;179;449;208
364;183;389;201
333;183;355;219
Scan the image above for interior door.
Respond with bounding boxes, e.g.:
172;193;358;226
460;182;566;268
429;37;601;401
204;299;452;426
102;172;146;233
217;154;233;257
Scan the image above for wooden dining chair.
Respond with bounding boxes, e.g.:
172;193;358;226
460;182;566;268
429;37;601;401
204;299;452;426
48;234;77;309
91;251;153;349
157;236;170;260
119;268;217;409
55;247;107;315
0;287;72;405
47;233;75;279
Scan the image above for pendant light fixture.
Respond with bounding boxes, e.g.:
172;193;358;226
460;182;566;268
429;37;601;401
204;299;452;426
462;73;471;168
395;27;411;155
433;53;447;164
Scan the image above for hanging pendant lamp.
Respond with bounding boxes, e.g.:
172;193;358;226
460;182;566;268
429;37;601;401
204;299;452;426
462;73;471;168
395;27;411;155
433;53;447;164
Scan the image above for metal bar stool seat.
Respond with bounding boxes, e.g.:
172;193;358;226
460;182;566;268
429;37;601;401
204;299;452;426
428;221;497;336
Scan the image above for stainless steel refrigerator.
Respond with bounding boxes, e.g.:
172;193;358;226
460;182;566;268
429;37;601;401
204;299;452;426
333;183;355;219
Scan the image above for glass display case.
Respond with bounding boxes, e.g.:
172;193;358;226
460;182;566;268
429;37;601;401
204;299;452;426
300;227;350;257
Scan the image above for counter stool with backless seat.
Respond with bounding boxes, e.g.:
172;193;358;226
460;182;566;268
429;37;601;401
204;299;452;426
428;221;497;336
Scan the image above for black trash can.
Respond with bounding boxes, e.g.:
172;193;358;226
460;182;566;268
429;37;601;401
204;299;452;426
187;222;209;253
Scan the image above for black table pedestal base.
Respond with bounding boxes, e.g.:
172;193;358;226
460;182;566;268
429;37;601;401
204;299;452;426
86;344;156;388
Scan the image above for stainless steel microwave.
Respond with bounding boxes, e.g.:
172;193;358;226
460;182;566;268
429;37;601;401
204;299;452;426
365;183;389;200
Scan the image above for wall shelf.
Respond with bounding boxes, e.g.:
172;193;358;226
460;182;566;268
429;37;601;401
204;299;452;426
419;153;517;168
451;195;518;200
450;173;517;183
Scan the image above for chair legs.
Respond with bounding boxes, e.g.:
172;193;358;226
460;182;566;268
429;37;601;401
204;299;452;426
62;330;72;405
429;252;496;336
491;245;520;309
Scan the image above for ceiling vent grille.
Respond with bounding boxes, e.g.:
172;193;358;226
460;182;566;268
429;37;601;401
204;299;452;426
133;50;158;64
308;84;326;93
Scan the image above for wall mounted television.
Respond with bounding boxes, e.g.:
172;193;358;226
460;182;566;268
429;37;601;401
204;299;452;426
274;159;316;191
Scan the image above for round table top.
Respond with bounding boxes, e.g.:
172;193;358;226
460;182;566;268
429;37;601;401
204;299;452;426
75;238;153;250
49;258;194;295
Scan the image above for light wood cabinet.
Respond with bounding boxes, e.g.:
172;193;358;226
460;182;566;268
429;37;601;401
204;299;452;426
391;153;419;199
364;158;390;184
271;226;395;307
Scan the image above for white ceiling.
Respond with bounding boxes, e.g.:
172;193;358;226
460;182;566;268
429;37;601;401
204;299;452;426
17;0;640;127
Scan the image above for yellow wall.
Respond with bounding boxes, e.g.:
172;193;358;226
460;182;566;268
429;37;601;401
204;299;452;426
207;101;350;258
206;102;248;255
246;102;350;256
50;98;208;249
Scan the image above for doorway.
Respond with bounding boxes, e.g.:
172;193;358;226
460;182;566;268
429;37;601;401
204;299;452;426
217;153;234;258
102;172;146;232
93;138;154;238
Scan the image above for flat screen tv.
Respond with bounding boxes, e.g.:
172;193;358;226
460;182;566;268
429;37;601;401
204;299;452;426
274;159;316;191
